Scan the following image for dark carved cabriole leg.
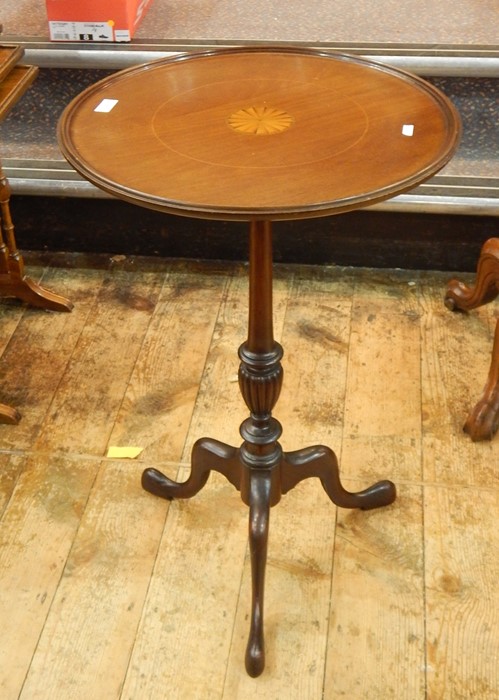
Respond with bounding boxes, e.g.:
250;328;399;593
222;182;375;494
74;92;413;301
445;238;499;441
142;219;396;676
463;319;499;440
445;238;499;312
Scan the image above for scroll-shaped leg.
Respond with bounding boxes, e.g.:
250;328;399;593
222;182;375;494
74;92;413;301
245;469;271;677
444;238;499;441
141;437;241;500
445;238;499;312
463;318;499;441
0;276;74;312
281;445;396;510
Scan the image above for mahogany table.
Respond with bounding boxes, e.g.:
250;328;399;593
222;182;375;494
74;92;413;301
58;47;461;676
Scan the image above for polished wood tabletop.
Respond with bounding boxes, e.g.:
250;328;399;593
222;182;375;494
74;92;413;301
58;47;461;221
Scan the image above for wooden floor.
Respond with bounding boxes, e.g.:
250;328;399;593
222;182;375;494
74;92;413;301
0;254;497;699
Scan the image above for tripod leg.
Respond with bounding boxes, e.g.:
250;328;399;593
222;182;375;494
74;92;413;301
245;469;271;677
281;445;396;510
142;438;241;500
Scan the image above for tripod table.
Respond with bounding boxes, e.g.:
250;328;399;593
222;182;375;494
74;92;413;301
58;47;461;676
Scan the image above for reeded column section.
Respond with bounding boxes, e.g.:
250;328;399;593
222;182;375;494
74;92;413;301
238;219;284;442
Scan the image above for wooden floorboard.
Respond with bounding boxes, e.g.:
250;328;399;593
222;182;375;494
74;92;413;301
0;255;497;699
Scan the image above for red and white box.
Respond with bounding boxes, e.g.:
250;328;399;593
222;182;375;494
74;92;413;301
46;0;154;42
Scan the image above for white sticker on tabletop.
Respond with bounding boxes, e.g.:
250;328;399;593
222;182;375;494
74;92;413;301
94;99;119;113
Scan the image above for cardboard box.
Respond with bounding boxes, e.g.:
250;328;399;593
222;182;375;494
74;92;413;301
46;0;153;42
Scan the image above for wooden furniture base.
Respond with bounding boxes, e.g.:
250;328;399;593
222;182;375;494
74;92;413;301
142;221;396;677
0;158;73;425
445;238;499;441
0;160;73;313
0;43;74;424
0;400;21;423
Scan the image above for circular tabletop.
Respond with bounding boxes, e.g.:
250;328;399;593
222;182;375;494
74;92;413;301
58;47;461;221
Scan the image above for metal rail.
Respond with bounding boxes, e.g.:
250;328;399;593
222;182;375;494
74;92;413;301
5;160;499;216
4;37;499;77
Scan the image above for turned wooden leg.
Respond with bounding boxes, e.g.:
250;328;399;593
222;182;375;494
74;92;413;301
0;160;73;312
445;238;499;440
0;161;72;424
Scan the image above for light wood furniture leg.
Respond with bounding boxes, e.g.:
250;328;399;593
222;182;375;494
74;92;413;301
0;49;73;423
0;159;73;312
0;400;21;423
0;157;73;424
445;238;499;440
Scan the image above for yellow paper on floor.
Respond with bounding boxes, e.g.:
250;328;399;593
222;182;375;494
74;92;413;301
107;446;143;459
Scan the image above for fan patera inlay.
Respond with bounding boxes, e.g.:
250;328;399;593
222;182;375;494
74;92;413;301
228;105;294;135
